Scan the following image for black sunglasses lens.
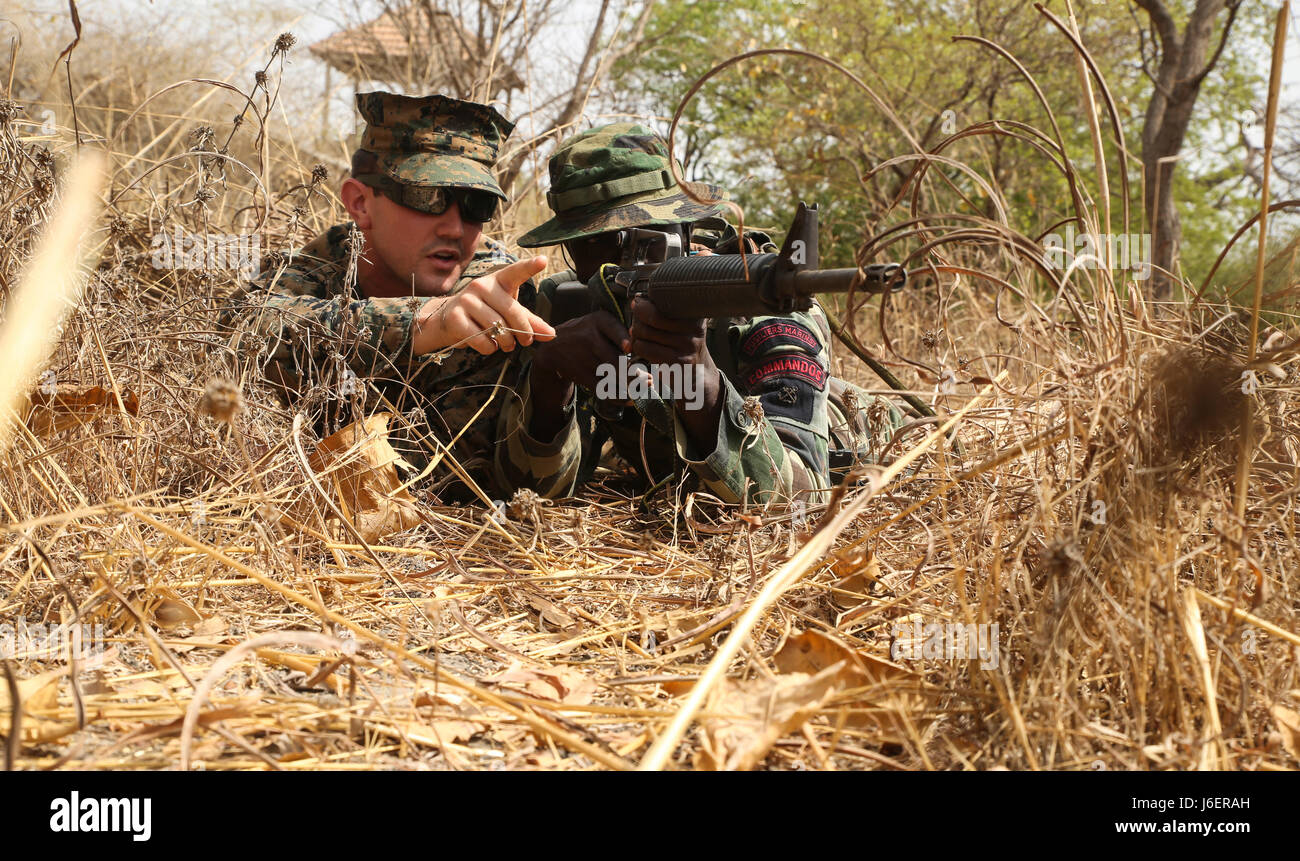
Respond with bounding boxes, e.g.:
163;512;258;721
457;190;498;223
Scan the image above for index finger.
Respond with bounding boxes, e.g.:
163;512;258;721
590;310;631;353
493;255;548;298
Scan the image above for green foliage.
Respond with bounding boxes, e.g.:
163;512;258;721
611;0;1277;282
1197;229;1300;321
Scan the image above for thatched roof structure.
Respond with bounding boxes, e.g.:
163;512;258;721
310;5;523;96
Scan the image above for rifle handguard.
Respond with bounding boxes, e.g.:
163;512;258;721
643;253;785;318
642;256;908;319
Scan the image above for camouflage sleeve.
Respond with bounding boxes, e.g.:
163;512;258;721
672;306;834;505
489;273;584;498
587;305;832;506
228;285;420;384
492;358;583;499
827;377;907;468
595;374;807;506
222;235;518;393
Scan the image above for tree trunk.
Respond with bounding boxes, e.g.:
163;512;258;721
1135;0;1240;299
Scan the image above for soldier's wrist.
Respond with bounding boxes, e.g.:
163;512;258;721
412;297;449;354
529;360;571;403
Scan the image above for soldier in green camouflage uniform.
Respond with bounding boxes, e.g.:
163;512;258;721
224;92;555;499
494;123;901;505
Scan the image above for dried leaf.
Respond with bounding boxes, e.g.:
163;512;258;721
831;554;881;609
167;616;231;653
488;725;531;748
695;665;844;770
53;0;82;68
413;690;467;710
1260;363;1287;381
527;632;583;657
525;592;582;634
830;548;874;579
774;629;927;742
0;669;81;746
487;662;597;705
191;616;229;638
660;678;697;697
0;667;65;713
116;703;255;746
25;386;139;435
150;590;202;630
23;717;82;744
309;413;421;543
406;720;484;746
1273;705;1300;761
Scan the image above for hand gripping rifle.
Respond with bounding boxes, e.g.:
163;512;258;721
539;201;908;326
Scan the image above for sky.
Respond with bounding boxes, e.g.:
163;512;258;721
7;0;613;141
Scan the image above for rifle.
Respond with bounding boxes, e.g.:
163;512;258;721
538;201;909;325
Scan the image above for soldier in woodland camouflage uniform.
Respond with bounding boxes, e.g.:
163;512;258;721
496;123;902;505
225;92;555;499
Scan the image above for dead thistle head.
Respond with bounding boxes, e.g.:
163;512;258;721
197;379;244;425
189;125;215;152
31;148;55;201
508;487;545;522
1143;348;1247;467
273;33;297;57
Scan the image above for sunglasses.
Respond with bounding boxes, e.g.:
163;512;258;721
385;185;500;223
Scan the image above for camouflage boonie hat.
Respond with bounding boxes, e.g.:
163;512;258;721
516;122;727;247
351;91;514;211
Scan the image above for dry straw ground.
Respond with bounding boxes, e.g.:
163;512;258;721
1;15;1299;771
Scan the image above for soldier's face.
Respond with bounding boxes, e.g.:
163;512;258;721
345;180;482;296
565;231;624;283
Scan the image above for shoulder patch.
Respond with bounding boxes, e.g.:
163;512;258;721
754;377;819;423
740;320;821;357
744;355;827;391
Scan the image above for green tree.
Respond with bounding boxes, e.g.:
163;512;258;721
610;0;1276;289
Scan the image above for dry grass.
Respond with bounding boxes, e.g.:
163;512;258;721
1;16;1299;772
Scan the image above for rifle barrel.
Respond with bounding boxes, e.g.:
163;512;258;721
792;264;906;296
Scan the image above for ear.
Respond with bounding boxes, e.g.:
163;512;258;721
341;178;376;230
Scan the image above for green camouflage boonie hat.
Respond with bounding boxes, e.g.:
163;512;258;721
351;91;514;212
516;122;727;247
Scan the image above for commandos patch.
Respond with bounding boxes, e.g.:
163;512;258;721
744;355;828;391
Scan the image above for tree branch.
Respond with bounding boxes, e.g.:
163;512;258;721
1133;0;1178;52
1188;0;1240;89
